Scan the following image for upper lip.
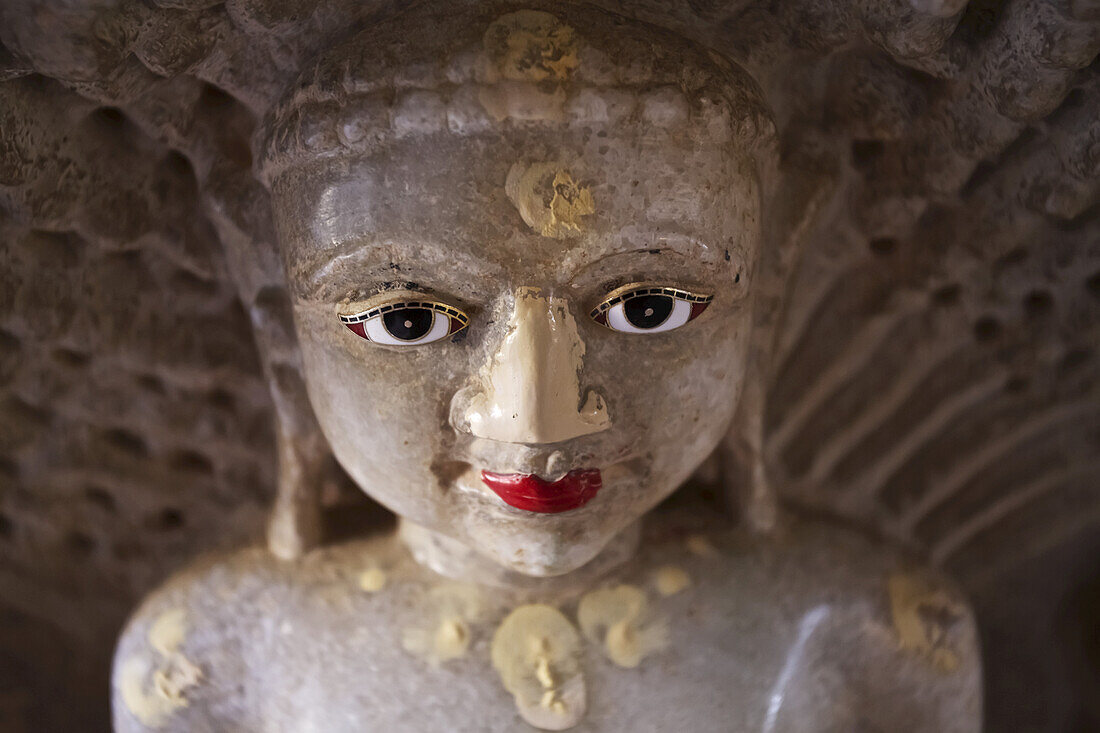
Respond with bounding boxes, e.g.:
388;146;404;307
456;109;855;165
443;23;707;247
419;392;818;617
480;469;602;514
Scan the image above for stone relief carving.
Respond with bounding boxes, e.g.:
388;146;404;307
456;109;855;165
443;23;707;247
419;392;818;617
0;0;1096;730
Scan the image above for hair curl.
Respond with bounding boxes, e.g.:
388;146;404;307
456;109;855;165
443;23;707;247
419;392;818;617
258;2;776;187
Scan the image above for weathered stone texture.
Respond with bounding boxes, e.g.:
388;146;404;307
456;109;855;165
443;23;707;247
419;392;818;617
0;0;1096;730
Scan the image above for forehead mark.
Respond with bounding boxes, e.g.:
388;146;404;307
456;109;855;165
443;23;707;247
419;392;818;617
479;10;578;121
506;162;594;239
483;10;579;83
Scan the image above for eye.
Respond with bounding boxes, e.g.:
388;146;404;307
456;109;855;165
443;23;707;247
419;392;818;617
590;285;712;334
339;300;468;346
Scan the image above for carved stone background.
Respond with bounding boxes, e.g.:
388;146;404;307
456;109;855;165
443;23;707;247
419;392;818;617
0;1;1097;731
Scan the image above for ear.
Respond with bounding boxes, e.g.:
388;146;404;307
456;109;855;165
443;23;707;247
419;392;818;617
203;158;327;559
267;409;326;559
725;160;837;534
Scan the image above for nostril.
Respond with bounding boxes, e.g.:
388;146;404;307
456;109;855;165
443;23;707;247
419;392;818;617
545;450;569;477
449;388;475;435
448;378;479;431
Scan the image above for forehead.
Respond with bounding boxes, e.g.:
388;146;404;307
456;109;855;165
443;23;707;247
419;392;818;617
274;128;759;296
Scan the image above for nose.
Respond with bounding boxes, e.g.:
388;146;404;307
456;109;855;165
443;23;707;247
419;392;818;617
457;287;610;444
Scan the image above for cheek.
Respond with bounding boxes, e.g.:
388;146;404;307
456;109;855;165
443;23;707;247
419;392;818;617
295;311;459;506
591;316;748;471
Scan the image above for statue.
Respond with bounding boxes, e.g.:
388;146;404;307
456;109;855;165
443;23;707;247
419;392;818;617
107;4;983;731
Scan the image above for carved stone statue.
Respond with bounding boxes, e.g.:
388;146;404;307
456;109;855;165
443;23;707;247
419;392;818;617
1;0;1096;730
109;5;980;731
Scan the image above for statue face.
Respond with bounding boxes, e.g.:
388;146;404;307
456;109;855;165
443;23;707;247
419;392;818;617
274;124;760;576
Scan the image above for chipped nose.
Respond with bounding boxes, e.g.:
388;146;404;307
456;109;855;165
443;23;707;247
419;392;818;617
461;287;610;444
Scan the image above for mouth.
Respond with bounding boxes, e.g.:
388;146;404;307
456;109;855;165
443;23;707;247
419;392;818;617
480;469;602;514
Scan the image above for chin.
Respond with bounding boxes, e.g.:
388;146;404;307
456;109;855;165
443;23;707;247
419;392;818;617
500;550;596;577
477;524;617;578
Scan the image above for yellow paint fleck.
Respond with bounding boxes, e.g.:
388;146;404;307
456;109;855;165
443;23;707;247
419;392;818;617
653;565;691;596
549;171;595;234
148;608;187;656
491;604;586;731
358;566;387;593
577;585;668;668
535;655;555;688
437;617;470;657
402;615;472;665
118;609;203;728
686;534;718;558
119;656;177;729
506;163;594;239
401;583;482;665
483;10;579;83
888;572;965;673
153;655;203;706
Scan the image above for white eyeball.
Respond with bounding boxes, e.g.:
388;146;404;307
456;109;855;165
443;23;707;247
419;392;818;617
340;301;468;346
591;285;711;335
606;296;690;333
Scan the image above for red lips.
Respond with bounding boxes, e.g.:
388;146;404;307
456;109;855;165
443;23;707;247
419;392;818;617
480;469;602;513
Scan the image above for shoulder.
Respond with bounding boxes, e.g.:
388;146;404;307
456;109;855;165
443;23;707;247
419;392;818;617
645;514;979;629
111;534;413;732
110;547;273;733
632;515;982;732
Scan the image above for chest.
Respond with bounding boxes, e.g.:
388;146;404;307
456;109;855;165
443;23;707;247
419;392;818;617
236;594;799;733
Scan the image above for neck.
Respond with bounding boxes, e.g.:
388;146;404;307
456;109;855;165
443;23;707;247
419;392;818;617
398;519;641;597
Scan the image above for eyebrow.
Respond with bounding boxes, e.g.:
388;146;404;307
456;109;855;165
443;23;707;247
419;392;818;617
646;233;716;258
577;231;715;261
564;233;716;280
295;242;434;302
299;243;377;292
299;231;717;298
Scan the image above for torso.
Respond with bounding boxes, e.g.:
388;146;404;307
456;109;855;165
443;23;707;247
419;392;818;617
112;514;981;732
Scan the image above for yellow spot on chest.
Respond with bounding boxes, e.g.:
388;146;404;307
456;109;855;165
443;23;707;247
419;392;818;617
491;604;586;730
686;534;719;558
401;583;481;665
577;585;668;668
358;566;387;593
888;572;965;673
436;617;470;658
152;656;203;706
653;565;691;596
149;608;187;656
402;615;473;664
118;609;203;728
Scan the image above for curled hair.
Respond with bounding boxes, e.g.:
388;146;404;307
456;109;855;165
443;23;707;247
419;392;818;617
258;3;775;186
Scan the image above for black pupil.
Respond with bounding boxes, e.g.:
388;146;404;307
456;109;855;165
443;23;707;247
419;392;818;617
623;294;674;329
383;308;434;341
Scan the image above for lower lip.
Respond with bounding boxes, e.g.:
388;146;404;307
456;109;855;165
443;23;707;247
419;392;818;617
480;469;602;514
